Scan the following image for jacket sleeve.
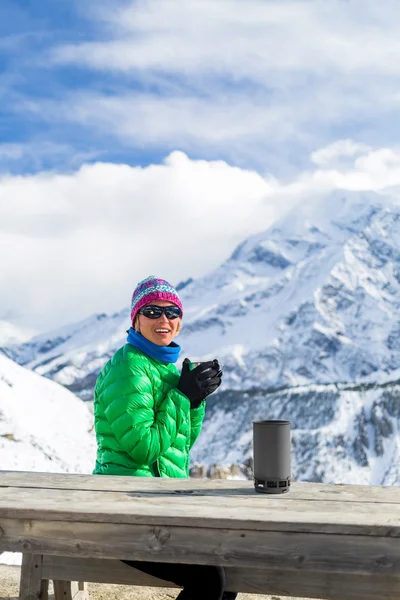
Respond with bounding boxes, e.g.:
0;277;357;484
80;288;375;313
189;401;206;450
102;364;191;466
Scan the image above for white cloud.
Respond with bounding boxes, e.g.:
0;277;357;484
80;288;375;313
1;143;400;332
324;147;400;191
311;140;372;167
53;1;400;78
0;152;276;331
23;92;297;160
302;140;400;191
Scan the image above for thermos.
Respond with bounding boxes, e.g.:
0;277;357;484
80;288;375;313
253;420;291;494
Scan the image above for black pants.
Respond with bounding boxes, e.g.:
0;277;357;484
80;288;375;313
122;560;237;600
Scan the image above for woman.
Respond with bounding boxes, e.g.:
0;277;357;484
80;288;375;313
93;276;237;600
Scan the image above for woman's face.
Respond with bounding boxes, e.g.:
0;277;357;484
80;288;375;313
136;300;182;346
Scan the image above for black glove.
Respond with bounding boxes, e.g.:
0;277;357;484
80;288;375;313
177;358;222;408
203;359;223;395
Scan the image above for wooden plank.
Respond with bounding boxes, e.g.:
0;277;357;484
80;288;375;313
0;486;399;534
43;556;178;587
2;517;400;575
53;581;88;600
1;470;399;504
42;555;400;600
54;582;71;600
19;554;44;600
40;580;49;600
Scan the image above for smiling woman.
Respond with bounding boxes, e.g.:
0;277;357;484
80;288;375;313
92;275;234;599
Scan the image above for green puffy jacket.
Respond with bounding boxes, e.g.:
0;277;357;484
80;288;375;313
93;343;205;478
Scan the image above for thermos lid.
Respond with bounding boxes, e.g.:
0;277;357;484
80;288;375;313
253;420;290;425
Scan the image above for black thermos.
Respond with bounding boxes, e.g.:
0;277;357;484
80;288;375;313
253;420;291;494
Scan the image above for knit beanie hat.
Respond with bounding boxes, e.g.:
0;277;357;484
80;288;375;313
130;276;183;323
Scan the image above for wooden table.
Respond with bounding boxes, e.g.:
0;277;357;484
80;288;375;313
0;471;399;600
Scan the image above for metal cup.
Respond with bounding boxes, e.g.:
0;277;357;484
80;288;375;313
253;420;291;494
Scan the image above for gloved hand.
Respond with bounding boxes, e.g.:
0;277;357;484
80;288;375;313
204;359;223;394
177;358;222;408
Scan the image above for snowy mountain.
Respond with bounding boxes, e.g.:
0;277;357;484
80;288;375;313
5;190;400;397
0;353;96;473
178;189;400;390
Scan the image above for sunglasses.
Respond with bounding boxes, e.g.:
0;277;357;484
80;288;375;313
138;305;182;320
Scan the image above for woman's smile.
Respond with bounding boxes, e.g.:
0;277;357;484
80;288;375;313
154;328;171;337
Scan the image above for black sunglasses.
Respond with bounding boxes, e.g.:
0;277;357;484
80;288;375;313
138;305;182;320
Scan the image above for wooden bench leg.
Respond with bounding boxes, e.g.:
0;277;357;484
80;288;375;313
40;580;49;600
19;554;48;600
53;581;88;600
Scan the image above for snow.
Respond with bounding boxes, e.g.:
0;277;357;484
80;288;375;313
0;552;21;566
0;353;96;565
0;353;96;472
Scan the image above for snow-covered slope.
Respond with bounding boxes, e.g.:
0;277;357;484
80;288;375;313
6;190;400;399
0;353;96;472
0;353;97;565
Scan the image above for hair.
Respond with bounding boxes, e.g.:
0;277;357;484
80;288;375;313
134;315;182;335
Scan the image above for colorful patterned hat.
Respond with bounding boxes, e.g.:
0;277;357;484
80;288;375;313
130;276;183;323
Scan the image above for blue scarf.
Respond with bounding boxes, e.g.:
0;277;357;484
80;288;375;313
126;328;181;364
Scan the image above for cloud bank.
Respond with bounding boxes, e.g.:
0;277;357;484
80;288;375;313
2;142;400;331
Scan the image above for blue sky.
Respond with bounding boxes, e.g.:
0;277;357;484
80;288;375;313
1;0;217;174
3;0;400;177
2;0;400;331
0;0;129;173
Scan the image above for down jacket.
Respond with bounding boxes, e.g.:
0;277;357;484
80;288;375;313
93;343;205;477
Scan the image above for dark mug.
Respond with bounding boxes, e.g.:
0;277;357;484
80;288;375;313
189;361;221;375
253;420;291;494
